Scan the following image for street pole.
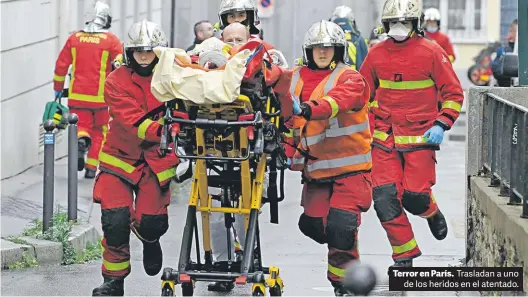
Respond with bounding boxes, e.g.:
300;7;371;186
519;0;528;85
67;113;79;222
43;120;56;232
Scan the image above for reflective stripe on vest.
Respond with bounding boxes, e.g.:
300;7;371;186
289;67;302;104
395;135;428;145
138;117;165;140
99;151;175;184
442;101;461;112
392;238;418;254
291;63;371;179
157;167;176;184
103;259;130;271
69;48;109;103
54;74;66;81
99;152;136;173
379;78;434;90
347;41;357;70
373;129;390;142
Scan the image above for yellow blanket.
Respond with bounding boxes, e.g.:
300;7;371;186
151;47;251;105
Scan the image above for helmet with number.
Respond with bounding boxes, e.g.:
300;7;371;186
381;0;423;33
218;0;260;35
302;20;348;69
123;19;168;76
84;1;112;33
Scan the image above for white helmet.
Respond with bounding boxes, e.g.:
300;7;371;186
218;0;260;34
123;20;168;75
381;0;423;33
302;20;348;66
330;5;355;23
83;1;112;33
424;7;441;26
124;19;168;52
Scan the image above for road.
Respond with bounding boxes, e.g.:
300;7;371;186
1;140;468;296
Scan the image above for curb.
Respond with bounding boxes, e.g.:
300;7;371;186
1;224;100;269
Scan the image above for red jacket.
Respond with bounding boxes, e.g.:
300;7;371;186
425;30;456;63
284;65;370;158
288;63;372;180
98;66;179;187
359;34;464;151
54;31;122;109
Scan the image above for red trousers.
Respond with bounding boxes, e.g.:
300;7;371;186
93;167;171;279
371;146;439;261
298;173;372;284
72;108;109;171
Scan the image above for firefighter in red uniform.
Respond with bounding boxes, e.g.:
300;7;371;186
286;20;373;296
53;1;122;178
91;20;180;296
423;8;456;63
359;0;464;267
217;0;277;52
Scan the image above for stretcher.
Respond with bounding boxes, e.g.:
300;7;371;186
154;41;288;296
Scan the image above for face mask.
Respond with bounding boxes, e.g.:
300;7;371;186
388;22;411;41
426;26;438;33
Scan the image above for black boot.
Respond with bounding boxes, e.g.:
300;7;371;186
143;240;163;276
391;259;413;268
78;139;88;171
332;282;354;296
207;281;234;292
427;210;448;240
92;277;124;296
85;168;96;179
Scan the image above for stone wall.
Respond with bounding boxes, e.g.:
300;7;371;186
466;177;528;296
466;86;528;296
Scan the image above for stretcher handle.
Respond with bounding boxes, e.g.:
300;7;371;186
174;153;251;161
166;111;264;129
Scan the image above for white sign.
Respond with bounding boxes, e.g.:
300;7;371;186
257;0;275;18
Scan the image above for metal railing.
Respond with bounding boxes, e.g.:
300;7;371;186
480;93;528;218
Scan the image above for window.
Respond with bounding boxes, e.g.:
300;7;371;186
422;0;488;43
423;0;440;9
447;0;466;30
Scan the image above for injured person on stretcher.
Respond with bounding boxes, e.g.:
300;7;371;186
150;30;293;295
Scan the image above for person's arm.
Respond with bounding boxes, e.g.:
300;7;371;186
356;36;369;69
104;77;163;142
109;35;124;69
358;53;379;104
430;48;464;130
443;35;456;63
53;36;73;92
301;70;369;120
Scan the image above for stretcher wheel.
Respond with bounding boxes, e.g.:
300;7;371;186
181;283;194;296
269;285;282;296
252;284;266;296
161;286;174;296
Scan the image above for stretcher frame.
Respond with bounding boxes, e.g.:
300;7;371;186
158;82;287;296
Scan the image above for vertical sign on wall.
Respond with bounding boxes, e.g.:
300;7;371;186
257;0;275;18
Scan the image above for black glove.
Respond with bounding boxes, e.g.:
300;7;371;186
299;103;312;120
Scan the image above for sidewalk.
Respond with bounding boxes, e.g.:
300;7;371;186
1;158;97;238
